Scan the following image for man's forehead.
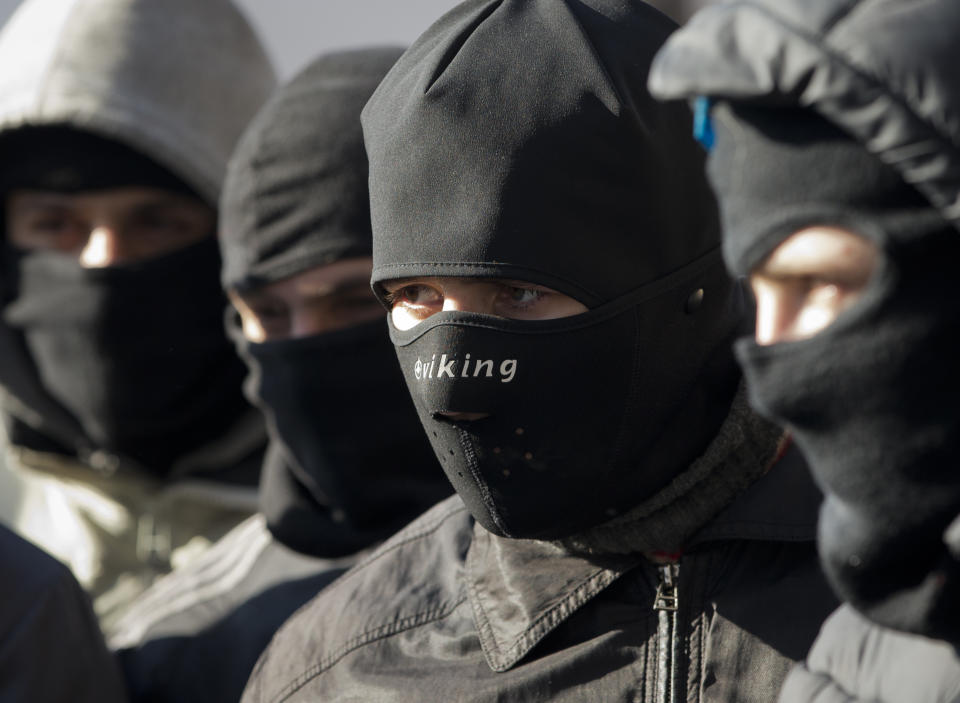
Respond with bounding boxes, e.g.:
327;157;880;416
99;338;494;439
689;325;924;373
239;257;375;301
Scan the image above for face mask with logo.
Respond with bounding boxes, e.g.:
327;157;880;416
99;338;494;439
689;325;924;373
709;104;960;640
236;317;450;556
1;238;250;474
389;257;740;540
364;0;744;540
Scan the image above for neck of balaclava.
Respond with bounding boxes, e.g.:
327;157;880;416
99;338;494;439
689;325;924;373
558;380;784;556
243;319;451;558
0;377;256;479
259;431;448;558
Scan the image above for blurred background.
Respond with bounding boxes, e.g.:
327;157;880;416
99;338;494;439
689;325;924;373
0;0;711;80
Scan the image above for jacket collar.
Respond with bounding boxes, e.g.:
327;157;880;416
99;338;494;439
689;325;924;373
465;440;820;672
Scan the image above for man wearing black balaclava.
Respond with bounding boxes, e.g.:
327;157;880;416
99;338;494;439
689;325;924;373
106;48;451;703
0;0;275;628
651;1;960;700
241;2;838;701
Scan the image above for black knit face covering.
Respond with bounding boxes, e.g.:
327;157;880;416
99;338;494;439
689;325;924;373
389;252;738;540
710;103;960;639
2;238;249;472
236;317;448;555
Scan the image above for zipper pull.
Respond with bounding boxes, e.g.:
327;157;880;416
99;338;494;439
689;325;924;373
654;563;679;611
653;562;681;703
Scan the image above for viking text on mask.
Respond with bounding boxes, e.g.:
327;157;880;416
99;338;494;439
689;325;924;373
414;354;517;383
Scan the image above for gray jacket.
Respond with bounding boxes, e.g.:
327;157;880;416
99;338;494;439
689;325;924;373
242;431;837;702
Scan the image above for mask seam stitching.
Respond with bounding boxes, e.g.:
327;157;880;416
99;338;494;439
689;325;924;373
457;424;510;538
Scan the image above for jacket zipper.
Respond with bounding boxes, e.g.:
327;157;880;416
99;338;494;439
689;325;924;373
653;562;680;703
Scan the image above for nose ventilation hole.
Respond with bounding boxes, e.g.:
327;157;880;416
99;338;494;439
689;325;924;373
524;452;533;461
515;427;525;436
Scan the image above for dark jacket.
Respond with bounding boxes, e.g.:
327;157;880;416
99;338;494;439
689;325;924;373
242;442;837;703
107;514;355;703
0;524;127;703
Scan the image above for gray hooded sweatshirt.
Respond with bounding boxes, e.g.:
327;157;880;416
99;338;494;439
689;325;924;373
0;0;276;628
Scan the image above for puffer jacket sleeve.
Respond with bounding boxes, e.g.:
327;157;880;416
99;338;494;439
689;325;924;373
779;605;960;703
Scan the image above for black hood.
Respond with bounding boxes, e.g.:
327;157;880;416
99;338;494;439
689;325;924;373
220;47;405;291
365;0;724;307
363;0;743;540
220;48;451;557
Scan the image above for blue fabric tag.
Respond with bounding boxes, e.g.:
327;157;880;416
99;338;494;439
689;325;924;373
693;96;715;152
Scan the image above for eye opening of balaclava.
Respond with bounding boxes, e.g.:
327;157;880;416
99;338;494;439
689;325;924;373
364;0;746;541
0;125;255;475
708;100;960;640
219;47;450;557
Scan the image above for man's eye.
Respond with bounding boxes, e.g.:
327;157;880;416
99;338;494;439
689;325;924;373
391;284;441;308
251;303;288;321
504;286;544;306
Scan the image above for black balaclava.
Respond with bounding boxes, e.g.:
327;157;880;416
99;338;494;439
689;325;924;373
220;48;450;557
0;126;251;475
708;103;960;641
364;0;744;541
